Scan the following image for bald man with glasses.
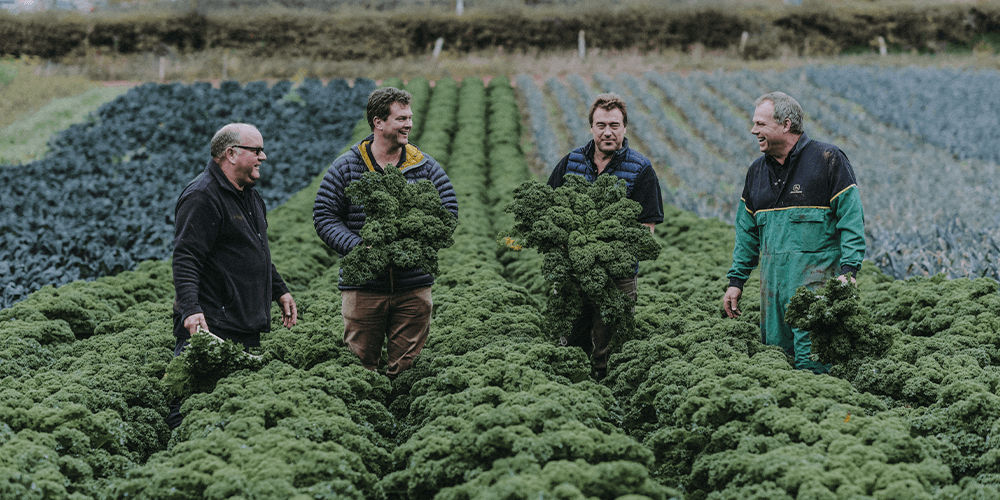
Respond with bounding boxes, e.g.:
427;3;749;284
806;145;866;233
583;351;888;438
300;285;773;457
168;123;297;428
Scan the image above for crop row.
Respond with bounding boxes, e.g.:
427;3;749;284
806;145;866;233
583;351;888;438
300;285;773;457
0;76;657;499
807;65;1000;166
5;74;1000;499
0;78;374;309
518;68;1000;282
515;74;563;170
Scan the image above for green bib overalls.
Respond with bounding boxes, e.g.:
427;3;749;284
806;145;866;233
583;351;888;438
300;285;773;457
727;135;865;373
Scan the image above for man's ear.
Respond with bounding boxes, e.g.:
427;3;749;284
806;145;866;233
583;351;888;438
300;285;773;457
783;119;792;133
373;116;383;130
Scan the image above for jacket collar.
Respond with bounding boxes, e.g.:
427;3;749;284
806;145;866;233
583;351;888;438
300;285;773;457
582;137;630;170
769;133;811;168
356;134;427;173
787;132;811;163
206;158;248;196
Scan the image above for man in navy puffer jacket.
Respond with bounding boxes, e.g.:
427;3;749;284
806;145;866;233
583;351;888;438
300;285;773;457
547;93;663;380
313;87;458;379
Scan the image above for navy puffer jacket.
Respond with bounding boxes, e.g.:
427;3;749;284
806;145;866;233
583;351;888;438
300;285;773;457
313;135;458;291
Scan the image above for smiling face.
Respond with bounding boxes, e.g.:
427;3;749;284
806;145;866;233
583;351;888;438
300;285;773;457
228;128;265;190
375;102;413;149
591;107;626;156
751;99;793;160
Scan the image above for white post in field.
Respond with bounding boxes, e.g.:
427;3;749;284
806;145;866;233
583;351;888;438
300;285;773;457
433;38;444;60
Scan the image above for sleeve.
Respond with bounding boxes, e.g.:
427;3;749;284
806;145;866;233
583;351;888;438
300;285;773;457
832;185;865;276
172;189;220;322
829;150;865;276
726;199;760;290
427;159;459;218
313;159;364;256
546;155;570;189
270;263;290;301
631;166;664;224
256;193;291;301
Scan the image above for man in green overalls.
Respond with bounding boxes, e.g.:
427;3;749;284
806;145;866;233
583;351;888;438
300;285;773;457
722;92;866;373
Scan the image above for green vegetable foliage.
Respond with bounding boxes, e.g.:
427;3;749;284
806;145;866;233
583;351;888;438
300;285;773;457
501;174;661;345
162;330;265;398
340;163;458;286
785;278;897;365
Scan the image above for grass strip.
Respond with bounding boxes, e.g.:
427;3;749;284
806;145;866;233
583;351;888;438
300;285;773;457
0;86;128;164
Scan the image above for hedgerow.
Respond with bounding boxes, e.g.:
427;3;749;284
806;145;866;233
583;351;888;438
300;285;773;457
9;4;1000;62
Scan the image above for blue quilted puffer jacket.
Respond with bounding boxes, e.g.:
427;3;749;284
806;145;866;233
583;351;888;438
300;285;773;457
313;135;458;292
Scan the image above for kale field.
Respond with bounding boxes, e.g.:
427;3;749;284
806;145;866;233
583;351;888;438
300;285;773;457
2;68;1000;499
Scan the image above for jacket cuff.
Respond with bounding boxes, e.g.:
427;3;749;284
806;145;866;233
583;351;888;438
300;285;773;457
177;302;204;327
272;283;290;301
840;265;859;278
728;277;745;290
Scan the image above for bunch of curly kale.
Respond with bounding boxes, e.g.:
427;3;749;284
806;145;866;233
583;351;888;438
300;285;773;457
784;277;896;366
500;174;660;344
163;329;264;397
341;164;458;286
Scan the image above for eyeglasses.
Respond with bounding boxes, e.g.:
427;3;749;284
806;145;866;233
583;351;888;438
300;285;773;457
231;145;265;156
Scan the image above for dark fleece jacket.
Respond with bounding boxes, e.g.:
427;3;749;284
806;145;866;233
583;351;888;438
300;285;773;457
172;159;289;347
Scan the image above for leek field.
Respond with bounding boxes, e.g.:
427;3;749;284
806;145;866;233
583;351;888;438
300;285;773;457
2;68;1000;499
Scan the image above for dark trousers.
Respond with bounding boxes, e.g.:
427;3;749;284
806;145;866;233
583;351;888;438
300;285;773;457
561;275;638;377
341;286;432;378
165;337;189;430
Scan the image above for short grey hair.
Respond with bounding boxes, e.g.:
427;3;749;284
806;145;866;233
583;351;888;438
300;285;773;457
755;92;804;135
211;123;256;159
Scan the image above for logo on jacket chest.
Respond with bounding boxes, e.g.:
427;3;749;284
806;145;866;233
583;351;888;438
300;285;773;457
789;184;803;195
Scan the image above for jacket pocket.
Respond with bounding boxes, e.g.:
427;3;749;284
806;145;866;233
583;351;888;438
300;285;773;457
789;209;833;252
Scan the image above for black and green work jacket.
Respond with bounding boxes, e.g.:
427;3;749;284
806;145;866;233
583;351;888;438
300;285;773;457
727;133;866;291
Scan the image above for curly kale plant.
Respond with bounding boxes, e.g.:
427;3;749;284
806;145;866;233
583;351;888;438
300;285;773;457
500;175;660;344
341;164;457;286
163;329;264;397
785;278;896;365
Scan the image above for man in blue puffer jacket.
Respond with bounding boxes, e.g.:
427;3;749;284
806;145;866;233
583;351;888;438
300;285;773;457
547;93;664;380
313;87;458;379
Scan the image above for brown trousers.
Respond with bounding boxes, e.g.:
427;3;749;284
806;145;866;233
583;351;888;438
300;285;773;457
561;275;638;375
341;286;432;377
